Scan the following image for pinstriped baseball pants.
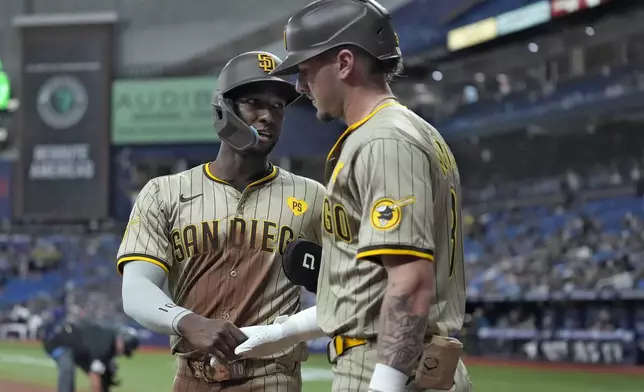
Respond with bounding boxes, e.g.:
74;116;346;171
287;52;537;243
331;343;472;392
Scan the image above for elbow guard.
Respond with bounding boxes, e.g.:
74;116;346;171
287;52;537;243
282;239;321;293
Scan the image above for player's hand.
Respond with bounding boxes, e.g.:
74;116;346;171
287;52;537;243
177;313;248;361
233;324;287;358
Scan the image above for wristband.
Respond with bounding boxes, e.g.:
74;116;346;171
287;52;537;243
171;309;193;336
368;363;409;392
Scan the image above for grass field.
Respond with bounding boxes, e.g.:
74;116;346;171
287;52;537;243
1;341;643;391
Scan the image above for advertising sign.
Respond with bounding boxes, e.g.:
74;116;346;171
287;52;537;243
0;59;9;111
111;77;219;145
497;1;552;36
15;13;115;220
551;0;611;18
447;17;498;52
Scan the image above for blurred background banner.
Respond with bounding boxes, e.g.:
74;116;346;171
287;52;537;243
550;0;612;18
447;17;498;52
496;1;551;37
14;13;116;220
0;160;12;219
111;76;218;145
0;60;10;111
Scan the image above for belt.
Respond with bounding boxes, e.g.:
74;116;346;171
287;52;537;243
179;355;298;384
183;357;248;383
326;336;369;364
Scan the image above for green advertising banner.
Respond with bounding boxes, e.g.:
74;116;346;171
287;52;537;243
111;76;219;145
0;60;10;111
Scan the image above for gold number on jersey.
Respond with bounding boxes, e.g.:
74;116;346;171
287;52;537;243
449;187;458;279
323;198;334;234
323;196;352;243
333;204;352;242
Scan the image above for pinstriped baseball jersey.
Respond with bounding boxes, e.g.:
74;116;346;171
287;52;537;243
316;102;466;339
117;162;325;365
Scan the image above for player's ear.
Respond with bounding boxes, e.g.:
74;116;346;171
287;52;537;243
336;49;354;81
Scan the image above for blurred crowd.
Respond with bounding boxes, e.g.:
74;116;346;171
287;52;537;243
465;199;644;297
467;304;643;332
0;227;129;338
1;151;644;339
465;160;644;205
0;234;63;290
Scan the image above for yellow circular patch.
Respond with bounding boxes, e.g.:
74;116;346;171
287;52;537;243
370;198;401;231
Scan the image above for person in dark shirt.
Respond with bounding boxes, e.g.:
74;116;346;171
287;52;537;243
42;320;140;392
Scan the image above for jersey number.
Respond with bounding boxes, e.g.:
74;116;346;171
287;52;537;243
323;197;352;243
449;187;458;278
157;303;177;313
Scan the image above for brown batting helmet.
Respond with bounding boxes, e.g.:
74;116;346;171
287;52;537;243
271;0;401;76
213;51;300;151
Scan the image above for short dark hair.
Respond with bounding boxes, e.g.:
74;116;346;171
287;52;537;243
326;45;404;84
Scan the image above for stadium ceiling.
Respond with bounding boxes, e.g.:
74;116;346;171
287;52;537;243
151;0;415;77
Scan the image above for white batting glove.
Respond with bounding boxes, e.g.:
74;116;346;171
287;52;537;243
210;316;291;366
235;307;324;359
234;324;290;358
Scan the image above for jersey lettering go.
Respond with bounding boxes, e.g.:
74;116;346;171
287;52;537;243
317;102;467;340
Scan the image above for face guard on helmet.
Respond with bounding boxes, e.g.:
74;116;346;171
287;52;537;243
212;51;301;151
271;0;401;76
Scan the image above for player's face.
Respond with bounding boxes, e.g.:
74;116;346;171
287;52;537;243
234;88;286;155
296;57;343;123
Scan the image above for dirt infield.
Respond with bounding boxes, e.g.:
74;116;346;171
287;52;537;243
0;380;54;392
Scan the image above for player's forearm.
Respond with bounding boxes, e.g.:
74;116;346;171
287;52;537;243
89;372;103;392
281;306;325;342
377;258;432;375
121;261;192;335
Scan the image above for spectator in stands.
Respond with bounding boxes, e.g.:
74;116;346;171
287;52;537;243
30;240;62;272
28;310;43;340
591;309;615;332
10;302;30;323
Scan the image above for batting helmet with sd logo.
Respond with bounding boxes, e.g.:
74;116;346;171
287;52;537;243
212;51;301;151
270;0;401;76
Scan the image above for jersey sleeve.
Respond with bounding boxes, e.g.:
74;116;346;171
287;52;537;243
353;138;435;262
304;181;326;246
116;179;173;275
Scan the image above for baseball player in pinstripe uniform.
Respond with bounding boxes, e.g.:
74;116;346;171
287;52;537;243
118;51;326;392
233;1;473;391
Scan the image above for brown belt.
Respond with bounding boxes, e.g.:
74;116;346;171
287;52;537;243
178;355;297;384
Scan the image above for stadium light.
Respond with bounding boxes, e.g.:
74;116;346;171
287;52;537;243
7;98;18;112
474;73;485;83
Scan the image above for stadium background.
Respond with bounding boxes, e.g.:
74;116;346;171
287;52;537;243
1;0;644;391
